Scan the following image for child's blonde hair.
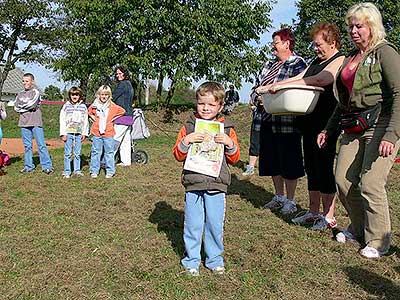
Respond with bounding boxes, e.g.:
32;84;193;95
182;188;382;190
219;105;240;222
95;85;112;106
196;81;225;105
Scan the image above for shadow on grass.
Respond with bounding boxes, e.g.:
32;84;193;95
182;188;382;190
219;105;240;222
8;155;22;165
149;201;185;258
228;173;274;208
344;265;400;300
228;173;306;224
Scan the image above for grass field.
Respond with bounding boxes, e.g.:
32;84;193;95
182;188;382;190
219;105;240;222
1;105;400;299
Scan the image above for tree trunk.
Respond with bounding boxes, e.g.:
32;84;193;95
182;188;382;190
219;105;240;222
156;72;164;103
79;76;89;102
165;78;176;107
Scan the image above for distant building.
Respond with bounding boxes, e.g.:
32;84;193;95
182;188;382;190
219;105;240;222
1;66;24;105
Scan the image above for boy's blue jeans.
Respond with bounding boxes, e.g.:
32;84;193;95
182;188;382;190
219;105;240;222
21;126;53;171
90;136;115;176
63;133;82;175
181;191;226;270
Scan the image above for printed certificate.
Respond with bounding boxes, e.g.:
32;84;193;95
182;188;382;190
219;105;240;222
184;119;224;177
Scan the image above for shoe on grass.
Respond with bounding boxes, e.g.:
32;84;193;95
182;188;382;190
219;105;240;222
291;211;321;225
42;168;53;175
105;174;114;179
310;216;337;230
359;245;387;259
263;195;286;210
242;165;255;176
185;268;199;277
91;173;98;178
280;199;297;215
20;167;34;173
62;173;70;179
212;266;225;275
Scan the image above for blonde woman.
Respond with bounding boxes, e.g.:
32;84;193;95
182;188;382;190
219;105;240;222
318;3;400;258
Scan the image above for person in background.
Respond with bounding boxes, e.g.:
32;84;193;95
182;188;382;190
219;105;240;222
255;28;307;215
112;66;134;166
59;87;89;178
173;81;240;276
88;85;125;179
223;84;240;115
242;87;267;176
0;101;6;145
318;3;400;258
14;73;53;174
267;23;345;231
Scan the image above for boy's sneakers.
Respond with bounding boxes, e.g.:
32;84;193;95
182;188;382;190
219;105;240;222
185;268;199;277
42;169;53;175
74;171;84;176
292;211;321;225
105;174;114;179
62;173;70;179
91;173;98;178
310;216;337;231
280;199;297;215
212;266;225;275
20;167;34;173
263;195;286;210
242;165;255;176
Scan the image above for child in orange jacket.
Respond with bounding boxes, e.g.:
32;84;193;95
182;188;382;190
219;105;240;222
172;81;240;276
88;85;125;178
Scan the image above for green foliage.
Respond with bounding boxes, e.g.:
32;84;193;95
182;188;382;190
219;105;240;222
293;0;400;59
43;85;63;101
0;0;57;97
50;0;274;103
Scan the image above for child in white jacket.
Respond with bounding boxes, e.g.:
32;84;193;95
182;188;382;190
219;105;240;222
0;101;6;146
59;87;89;178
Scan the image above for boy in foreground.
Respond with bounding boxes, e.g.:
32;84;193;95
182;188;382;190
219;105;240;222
172;81;240;276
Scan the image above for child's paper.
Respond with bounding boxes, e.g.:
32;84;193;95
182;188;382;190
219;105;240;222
184;119;224;177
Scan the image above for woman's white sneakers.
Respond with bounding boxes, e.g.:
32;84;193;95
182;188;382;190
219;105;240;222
359;246;387;259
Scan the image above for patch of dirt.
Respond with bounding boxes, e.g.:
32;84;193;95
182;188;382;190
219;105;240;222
1;138;65;155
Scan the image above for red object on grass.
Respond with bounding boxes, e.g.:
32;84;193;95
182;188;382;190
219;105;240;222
395;157;400;163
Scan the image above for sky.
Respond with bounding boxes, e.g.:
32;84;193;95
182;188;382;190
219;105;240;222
16;0;298;102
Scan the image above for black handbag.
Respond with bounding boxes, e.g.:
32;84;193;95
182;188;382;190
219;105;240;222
340;103;381;134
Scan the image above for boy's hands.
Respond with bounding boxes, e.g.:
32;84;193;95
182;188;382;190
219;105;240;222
183;132;234;148
214;133;234;148
61;135;67;142
183;132;206;145
81;135;86;141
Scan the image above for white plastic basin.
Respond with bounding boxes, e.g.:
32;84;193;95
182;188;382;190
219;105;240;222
260;84;324;115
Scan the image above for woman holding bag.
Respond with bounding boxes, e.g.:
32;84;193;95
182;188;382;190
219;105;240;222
318;2;400;258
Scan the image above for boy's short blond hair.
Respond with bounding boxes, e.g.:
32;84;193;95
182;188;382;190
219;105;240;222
196;81;225;105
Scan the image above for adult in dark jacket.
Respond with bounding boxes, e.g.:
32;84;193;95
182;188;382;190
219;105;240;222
267;23;345;232
113;66;134;166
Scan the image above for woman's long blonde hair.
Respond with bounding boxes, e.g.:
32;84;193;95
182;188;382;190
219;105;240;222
346;2;386;48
